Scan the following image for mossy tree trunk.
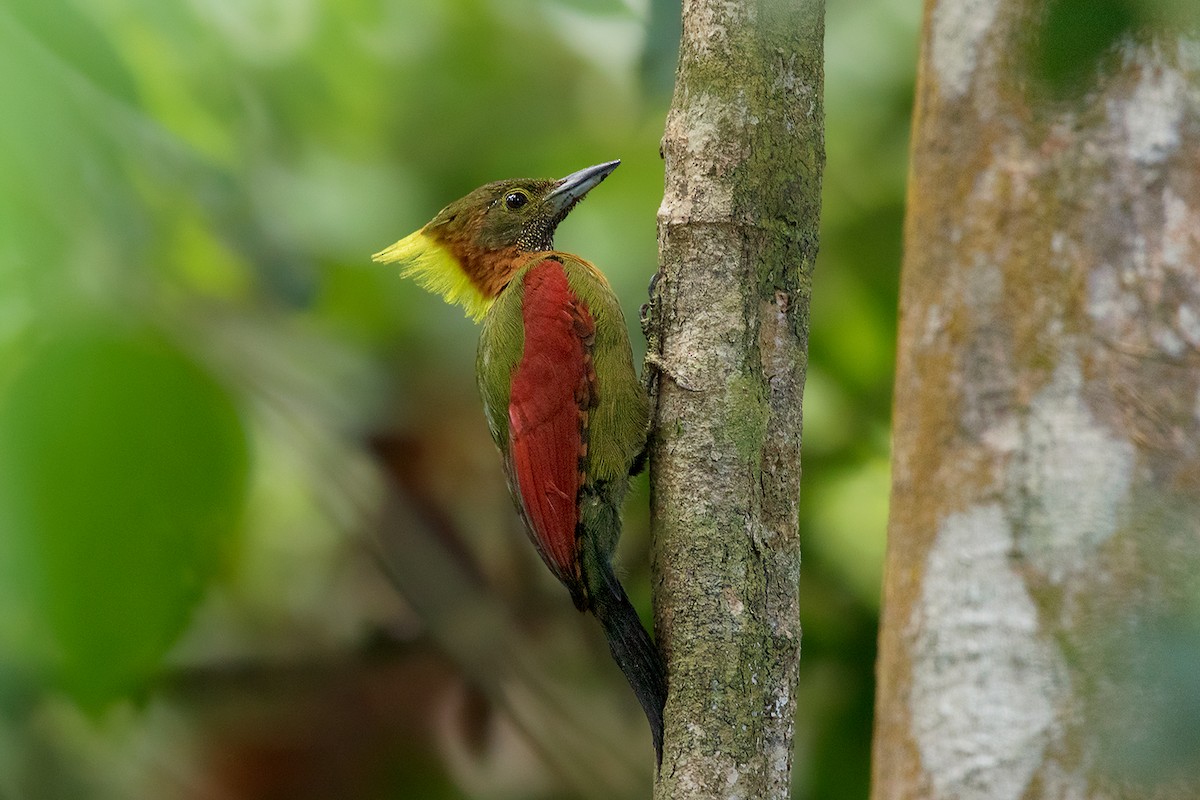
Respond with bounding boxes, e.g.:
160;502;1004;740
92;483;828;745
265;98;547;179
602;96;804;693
647;0;824;797
873;3;1200;799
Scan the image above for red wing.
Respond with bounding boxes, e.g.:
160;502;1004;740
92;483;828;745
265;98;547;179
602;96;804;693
507;260;597;593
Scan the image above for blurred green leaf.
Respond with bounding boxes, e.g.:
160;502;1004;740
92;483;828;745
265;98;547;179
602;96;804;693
639;0;681;99
546;0;637;17
0;327;248;708
0;3;145;300
1097;614;1200;786
0;0;140;105
1030;0;1140;99
808;457;890;608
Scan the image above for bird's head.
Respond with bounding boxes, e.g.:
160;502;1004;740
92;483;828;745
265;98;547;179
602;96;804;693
373;160;619;320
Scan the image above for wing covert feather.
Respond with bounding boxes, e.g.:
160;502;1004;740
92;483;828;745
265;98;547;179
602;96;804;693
507;259;597;593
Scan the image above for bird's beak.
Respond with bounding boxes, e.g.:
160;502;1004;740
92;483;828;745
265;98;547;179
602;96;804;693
544;160;620;216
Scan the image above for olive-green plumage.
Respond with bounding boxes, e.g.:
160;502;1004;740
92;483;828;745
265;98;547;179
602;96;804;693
477;255;648;484
373;161;666;764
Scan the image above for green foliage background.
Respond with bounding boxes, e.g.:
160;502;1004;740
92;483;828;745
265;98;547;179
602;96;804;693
0;0;916;797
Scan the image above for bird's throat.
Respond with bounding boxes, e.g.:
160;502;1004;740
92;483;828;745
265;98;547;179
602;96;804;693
444;238;524;303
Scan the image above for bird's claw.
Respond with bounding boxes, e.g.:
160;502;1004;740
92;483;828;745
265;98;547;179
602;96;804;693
640;270;662;341
644;352;701;392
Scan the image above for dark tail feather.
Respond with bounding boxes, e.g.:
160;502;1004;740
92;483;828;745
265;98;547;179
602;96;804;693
590;560;668;766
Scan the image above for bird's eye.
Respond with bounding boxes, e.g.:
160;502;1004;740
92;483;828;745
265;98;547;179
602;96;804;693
504;191;529;210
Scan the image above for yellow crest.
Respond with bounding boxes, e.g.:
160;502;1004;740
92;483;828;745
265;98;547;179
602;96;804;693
372;230;492;321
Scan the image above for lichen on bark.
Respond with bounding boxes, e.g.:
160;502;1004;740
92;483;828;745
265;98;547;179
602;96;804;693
649;0;824;797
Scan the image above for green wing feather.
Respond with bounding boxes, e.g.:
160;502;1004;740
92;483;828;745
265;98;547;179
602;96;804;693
477;253;647;487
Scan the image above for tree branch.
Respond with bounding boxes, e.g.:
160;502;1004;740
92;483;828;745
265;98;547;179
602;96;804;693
649;0;824;796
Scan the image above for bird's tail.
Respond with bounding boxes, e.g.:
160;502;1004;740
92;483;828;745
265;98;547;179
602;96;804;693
589;557;668;766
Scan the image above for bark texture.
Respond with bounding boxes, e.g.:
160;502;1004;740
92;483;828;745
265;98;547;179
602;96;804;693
873;3;1200;800
649;0;824;797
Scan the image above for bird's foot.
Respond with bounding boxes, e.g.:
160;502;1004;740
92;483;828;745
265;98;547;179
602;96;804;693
644;352;701;393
